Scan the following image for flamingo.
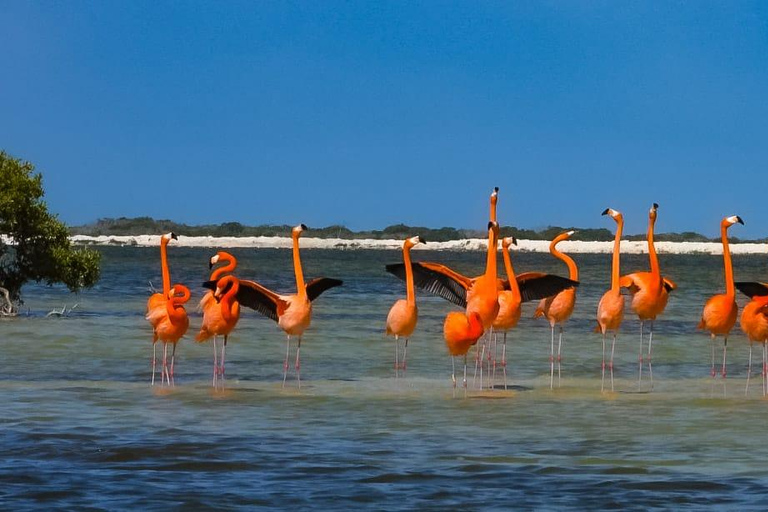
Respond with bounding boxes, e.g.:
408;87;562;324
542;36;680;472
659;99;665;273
197;275;241;387
206;224;342;388
385;235;426;373
698;215;743;380
736;286;768;396
444;311;484;396
491;236;522;389
534;230;578;389
595;208;625;392
146;232;179;384
145;285;190;385
620;203;677;389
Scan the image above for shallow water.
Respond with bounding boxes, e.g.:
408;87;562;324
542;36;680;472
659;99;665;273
3;246;768;510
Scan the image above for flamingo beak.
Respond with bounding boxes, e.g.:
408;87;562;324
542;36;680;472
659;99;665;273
171;232;178;240
737;216;745;225
418;236;426;244
601;208;610;216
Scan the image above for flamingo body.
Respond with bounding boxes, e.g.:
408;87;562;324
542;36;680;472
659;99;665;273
597;289;625;334
386;299;417;338
444;312;484;357
699;294;738;336
740;297;768;343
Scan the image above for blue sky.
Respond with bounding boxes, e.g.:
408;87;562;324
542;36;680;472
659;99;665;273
2;2;767;237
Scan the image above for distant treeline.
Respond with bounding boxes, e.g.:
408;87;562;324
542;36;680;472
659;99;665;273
70;217;762;243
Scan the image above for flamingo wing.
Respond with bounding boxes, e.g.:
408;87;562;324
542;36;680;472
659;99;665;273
736;282;768;298
385;262;468;308
662;277;677;293
306;277;343;301
203;279;286;322
511;272;579;303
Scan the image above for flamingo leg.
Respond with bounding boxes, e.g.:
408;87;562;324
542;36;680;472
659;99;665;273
638;321;644;384
557;326;563;388
479;342;485;390
610;333;616;392
472;344;480;388
212;336;218;387
463;354;468;398
394;335;399;373
648;321;654;391
282;336;291;388
295;336;302;389
151;343;157;386
601;333;606;392
488;328;495;389
452;357;457;392
763;342;767;397
746;343;753;396
402;338;408;372
502;331;508;391
221;335;227;381
722;337;728;378
162;342;169;385
710;334;716;378
491;331;497;389
170;343;176;384
550;324;555;390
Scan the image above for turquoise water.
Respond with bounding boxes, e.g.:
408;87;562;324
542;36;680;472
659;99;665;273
3;246;768;510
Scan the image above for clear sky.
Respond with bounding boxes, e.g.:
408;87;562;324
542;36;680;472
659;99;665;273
2;2;767;237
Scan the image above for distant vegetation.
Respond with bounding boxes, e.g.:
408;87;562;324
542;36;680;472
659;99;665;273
69;217;764;243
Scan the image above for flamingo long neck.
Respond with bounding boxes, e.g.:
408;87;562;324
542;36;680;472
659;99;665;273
648;215;660;277
484;229;498;281
167;289;189;324
467;314;484;339
611;217;623;291
211;255;237;281
160;238;171;296
551;239;578;281
293;234;306;297
502;245;520;299
403;245;415;305
490;197;498;224
722;224;734;297
221;282;239;322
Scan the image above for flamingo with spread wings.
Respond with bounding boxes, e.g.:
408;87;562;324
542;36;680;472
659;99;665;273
205;225;342;388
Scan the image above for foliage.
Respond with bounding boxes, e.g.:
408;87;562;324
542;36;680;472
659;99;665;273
0;151;101;303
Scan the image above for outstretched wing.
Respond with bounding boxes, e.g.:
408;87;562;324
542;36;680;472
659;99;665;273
306;277;343;302
513;272;579;303
385;262;468;308
736;282;768;299
203;278;286;322
662;277;677;293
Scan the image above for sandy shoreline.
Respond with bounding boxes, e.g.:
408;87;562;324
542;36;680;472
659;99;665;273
66;235;768;255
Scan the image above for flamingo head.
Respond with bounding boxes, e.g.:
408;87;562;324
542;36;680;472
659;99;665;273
501;236;517;249
602;208;623;223
724;215;744;228
404;235;426;249
292;224;308;237
161;232;178;243
649;203;658;222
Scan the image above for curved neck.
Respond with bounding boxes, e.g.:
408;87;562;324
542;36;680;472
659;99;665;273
221;282;239;322
551;238;578;280
611;218;623;291
468;314;484;339
403;245;415;305
293;234;306;296
648;215;660;277
502;245;520;298
722;224;734;297
160;238;171;296
211;254;237;281
167;289;189;323
484;229;498;280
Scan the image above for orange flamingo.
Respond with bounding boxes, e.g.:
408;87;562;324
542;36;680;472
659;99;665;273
491;236;522;389
534;230;578;389
698;215;743;379
444;311;484;396
145;285;190;384
737;285;768;396
385;235;426;373
146;232;179;384
197;274;241;387
595;208;625;392
620;203;677;388
207;225;342;388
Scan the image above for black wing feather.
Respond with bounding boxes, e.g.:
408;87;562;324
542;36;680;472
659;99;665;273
306;277;343;302
385;263;467;308
736;282;768;298
235;281;279;322
518;275;579;303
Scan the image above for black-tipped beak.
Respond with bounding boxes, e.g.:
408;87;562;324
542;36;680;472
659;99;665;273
737;216;745;225
418;236;426;244
487;221;495;230
512;237;518;246
300;223;308;230
652;203;659;210
208;261;214;270
494;186;499;193
171;232;178;240
601;208;610;216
